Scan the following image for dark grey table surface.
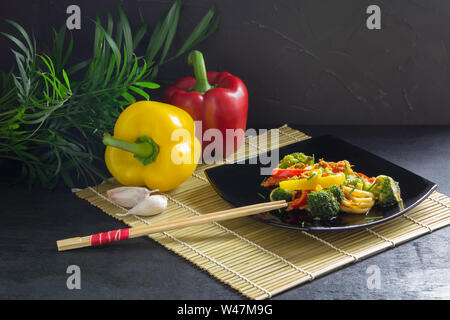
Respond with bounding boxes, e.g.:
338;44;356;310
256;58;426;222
1;125;449;300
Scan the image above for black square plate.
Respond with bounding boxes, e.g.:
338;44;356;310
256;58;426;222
205;135;437;231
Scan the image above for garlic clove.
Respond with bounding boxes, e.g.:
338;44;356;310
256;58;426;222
106;186;151;208
125;194;168;216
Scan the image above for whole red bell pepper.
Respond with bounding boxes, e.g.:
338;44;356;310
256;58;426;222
163;50;248;158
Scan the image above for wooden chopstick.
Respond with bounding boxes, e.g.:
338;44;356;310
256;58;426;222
56;200;287;252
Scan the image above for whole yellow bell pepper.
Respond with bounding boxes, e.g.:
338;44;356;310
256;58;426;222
103;101;201;192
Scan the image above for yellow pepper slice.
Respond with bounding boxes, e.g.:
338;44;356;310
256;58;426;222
103;101;201;192
279;172;345;190
318;173;345;188
279;170;321;190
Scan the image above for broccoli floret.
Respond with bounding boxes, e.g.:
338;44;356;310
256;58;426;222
270;187;293;202
328;185;345;202
370;175;402;207
306;189;340;221
278;152;311;169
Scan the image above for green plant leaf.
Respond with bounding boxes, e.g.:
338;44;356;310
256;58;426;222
60;167;75;188
157;0;181;64
133;60;148;82
94;21;122;73
125;55;139;84
145;0;181;64
53;24;66;71
129;85;149;100
173;4;218;59
62;70;71;92
133;24;147;50
0;0;219;189
66;59;90;75
1;32;31;62
92;16;104;59
117;1;134;63
103;55;116;88
5;19;34;55
121;91;135;103
61;32;73;69
115;46;128;81
135;81;160;89
13;51;28;86
39;55;54;75
106;12;114;36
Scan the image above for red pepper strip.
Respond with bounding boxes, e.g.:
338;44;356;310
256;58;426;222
357;172;375;183
287;190;310;211
163;50;248;158
261;176;281;187
271;168;310;179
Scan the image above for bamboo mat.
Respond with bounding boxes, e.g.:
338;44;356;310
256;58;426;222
74;125;450;300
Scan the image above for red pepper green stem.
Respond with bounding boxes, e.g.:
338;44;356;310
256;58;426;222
103;133;158;165
187;50;213;94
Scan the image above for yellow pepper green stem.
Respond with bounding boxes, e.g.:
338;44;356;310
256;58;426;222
103;133;158;165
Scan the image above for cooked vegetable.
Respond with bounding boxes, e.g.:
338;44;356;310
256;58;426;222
269;187;294;202
279;171;345;190
328;185;345;202
287;190;309;210
356;172;374;183
270;168;310;179
0;1;218;189
365;181;377;192
279;170;321;190
340;185;375;214
318;173;346;188
261;176;282;187
263;154;402;222
370;175;402;207
278;152;311;169
345;177;361;187
306;189;340;220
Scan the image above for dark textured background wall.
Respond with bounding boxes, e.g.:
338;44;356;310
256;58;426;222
1;0;450;127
